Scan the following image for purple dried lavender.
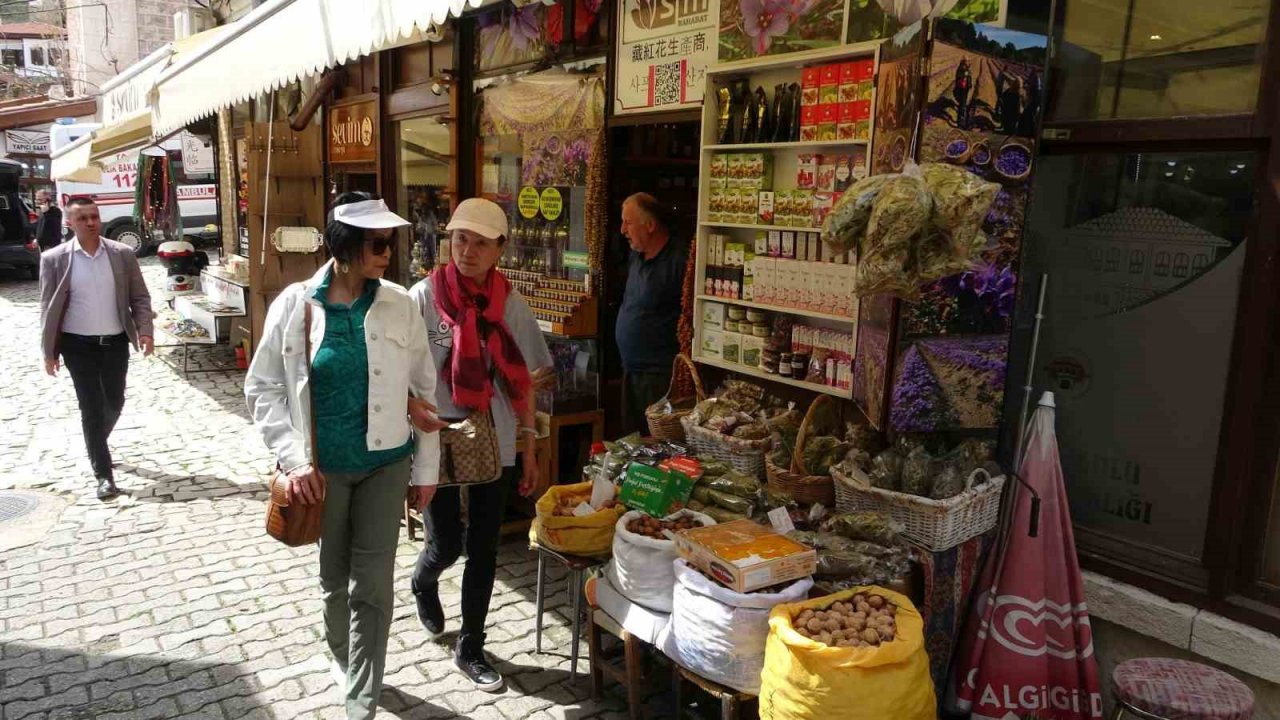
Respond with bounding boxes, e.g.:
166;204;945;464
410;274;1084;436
890;345;948;432
946;139;969;158
995;145;1031;177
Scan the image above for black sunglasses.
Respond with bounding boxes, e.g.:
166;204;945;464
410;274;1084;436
368;236;397;255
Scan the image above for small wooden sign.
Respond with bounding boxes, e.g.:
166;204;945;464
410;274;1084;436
329;99;378;164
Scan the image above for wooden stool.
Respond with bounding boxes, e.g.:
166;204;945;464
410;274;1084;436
1112;658;1255;720
672;664;757;720
588;609;647;720
531;543;604;682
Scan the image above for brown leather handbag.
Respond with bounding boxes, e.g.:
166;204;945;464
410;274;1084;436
265;303;325;546
438;411;502;486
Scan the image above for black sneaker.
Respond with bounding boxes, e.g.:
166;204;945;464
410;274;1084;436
454;639;503;692
96;477;119;500
413;585;445;639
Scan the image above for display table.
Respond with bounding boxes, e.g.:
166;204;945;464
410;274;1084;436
588;608;647;720
156;269;248;376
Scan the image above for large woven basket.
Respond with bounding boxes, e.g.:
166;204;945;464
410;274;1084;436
765;395;837;506
831;464;1005;552
645;355;705;443
680;415;769;479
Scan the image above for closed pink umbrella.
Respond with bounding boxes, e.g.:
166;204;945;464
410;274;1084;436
948;391;1103;719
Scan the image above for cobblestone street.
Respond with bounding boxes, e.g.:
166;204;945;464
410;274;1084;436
0;260;640;719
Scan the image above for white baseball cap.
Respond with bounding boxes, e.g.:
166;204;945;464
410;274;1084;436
332;199;410;229
446;198;509;240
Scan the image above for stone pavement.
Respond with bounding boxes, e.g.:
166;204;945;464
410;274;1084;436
0;261;664;719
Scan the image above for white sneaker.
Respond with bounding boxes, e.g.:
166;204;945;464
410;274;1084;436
330;659;346;692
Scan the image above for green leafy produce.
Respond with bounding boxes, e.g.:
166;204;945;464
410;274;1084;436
822;512;900;545
802;436;852;476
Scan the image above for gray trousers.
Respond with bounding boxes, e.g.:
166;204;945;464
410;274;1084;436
319;455;411;720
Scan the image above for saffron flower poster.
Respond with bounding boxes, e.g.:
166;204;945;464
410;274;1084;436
718;0;844;63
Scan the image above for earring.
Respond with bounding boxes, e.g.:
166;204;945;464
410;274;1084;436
337;262;350;274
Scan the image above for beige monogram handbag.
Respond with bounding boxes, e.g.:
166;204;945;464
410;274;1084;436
438;411;502;485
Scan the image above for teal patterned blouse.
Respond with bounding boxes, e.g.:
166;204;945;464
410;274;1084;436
310;270;413;473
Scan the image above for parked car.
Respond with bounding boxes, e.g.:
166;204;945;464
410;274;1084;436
0;159;38;279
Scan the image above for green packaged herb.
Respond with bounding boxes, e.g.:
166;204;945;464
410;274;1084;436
619;462;696;517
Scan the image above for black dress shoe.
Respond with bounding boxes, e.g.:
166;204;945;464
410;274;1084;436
454;642;503;692
96;478;119;500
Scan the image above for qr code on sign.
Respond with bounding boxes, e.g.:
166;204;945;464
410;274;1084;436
654;62;681;106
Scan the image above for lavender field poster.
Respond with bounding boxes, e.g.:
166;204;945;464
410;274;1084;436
717;0;844;63
870;22;925;175
846;0;1006;45
889;20;1047;432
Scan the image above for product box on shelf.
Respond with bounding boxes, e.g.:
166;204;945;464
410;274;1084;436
740;335;765;369
673;519;817;594
819;64;841;105
710;153;728;179
838;103;857;141
780;231;796;260
816;158;836;192
833;154;855;191
796;153;820;189
806;233;820;263
620;460;698;518
701;329;724;360
755;231;769;256
812;191;836;227
801;67;821;106
722;331;742;364
799;106;818;142
740;153;774;190
818;104;838;142
767;230;781;257
702;300;725;329
739;189;760;224
726;154;744;188
707;189;724;222
758;191;775;225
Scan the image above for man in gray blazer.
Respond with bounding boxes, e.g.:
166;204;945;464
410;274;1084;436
39;197;155;500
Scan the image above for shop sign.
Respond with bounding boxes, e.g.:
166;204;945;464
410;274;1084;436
329;99;378;164
179;131;215;175
518;186;541;219
102;53;167;124
614;0;716;115
539;187;563;221
563;251;589;269
5;129;49;154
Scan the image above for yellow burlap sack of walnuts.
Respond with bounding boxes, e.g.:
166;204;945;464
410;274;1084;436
531;482;625;557
759;585;936;720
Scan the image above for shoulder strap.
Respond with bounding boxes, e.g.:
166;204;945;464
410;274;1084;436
304;303;319;469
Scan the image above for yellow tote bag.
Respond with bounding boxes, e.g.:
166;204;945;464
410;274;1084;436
531;482;626;557
759;586;937;720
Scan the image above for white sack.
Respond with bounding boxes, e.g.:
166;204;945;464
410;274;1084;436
611;510;715;613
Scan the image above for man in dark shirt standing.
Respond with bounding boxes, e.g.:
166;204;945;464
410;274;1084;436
35;189;63;250
616;193;687;434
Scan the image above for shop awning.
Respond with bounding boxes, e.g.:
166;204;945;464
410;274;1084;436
152;0;490;136
88;110;152;164
50;133;98;182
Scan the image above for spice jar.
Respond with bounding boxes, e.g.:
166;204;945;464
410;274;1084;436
724;319;740;333
792;352;809;377
746;309;768;324
779;352;793;377
727;306;747;321
752;323;770;338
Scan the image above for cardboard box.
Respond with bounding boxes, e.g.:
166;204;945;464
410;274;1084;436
819;64;841;105
739;188;759;224
833;154;854;192
742;274;754;301
812;191;836;227
791;189;813;227
721;331;743;364
740;335;765;369
755;231;769;256
726;154;744;188
767;230;781;257
758;191;775;225
673;519;817;593
780;231;796;260
701;300;726;329
856;79;874;102
710;154;728;180
708;189;725;222
817;158;836;192
800;67;821;106
703;266;716;296
796;153;820;189
799;106;818;141
838;102;857;141
839;62;860;103
620;461;697;518
818;104;838;142
700;329;724;359
806;233;820;263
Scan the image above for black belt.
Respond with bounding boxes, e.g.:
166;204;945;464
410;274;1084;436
62;332;127;346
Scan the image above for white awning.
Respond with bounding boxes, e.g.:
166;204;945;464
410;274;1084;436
51;133;98;182
152;0;487;136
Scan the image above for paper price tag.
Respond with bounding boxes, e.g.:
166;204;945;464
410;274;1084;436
573;502;596;517
767;506;796;534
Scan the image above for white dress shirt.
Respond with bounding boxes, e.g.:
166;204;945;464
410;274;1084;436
61;237;124;336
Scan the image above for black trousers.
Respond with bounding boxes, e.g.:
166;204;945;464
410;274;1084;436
411;466;514;651
59;333;130;481
622;367;673;437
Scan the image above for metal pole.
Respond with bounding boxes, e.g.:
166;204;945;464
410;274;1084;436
1014;273;1049;469
259;90;275;266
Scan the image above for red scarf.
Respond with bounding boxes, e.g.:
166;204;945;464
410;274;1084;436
431;262;532;413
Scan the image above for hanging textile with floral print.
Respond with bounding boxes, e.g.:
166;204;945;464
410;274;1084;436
480;70;604;138
133;152;181;244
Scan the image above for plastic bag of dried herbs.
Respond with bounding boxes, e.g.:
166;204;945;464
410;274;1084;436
929;464;966;499
821;511;901;545
919;162;1000;270
703;469;762;498
899;445;934;497
802;436;852;477
821;174;895;256
868;448;905;491
856;172;934;298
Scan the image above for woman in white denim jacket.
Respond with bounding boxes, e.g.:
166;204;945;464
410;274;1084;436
245;197;443;720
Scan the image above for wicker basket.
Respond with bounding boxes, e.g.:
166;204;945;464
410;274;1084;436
831;464;1006;552
645;355;705;443
680;415;769;479
765;395;838;506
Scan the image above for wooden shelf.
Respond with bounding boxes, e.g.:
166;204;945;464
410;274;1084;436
706;41;880;76
704;140;869;151
700;221;823;234
695;354;850;398
696;295;855;324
